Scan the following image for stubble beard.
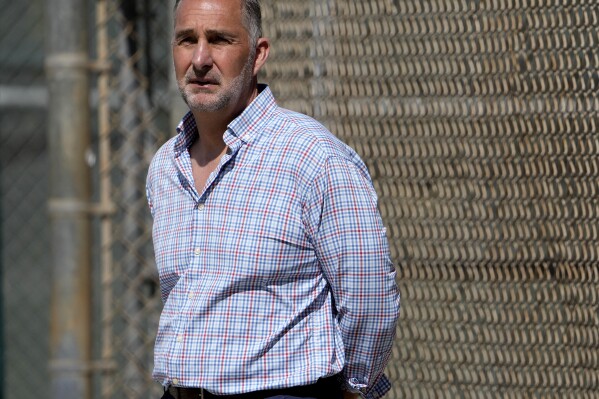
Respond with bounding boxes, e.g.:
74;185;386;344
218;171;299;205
178;54;255;113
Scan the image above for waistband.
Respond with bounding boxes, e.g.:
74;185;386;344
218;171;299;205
167;374;341;399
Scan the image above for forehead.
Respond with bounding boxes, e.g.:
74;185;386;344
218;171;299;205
175;0;244;30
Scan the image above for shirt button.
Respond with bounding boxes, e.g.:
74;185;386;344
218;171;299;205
197;204;205;211
188;293;194;299
172;378;179;385
177;335;183;342
194;248;201;256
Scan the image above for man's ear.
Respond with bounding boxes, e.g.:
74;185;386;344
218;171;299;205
252;37;270;76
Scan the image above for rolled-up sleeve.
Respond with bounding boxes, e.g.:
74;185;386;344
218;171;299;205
303;156;401;399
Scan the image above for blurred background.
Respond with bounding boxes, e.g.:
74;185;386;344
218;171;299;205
1;0;598;398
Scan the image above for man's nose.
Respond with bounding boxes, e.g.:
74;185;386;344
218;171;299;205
191;41;213;72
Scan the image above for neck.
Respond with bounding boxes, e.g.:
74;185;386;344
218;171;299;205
190;84;259;154
191;110;229;155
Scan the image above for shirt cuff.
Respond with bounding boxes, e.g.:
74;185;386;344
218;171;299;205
343;374;392;399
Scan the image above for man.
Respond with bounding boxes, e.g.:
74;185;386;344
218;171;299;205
146;0;400;398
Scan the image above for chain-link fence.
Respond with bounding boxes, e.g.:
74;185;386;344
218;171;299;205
95;1;171;397
2;0;599;398
0;1;50;398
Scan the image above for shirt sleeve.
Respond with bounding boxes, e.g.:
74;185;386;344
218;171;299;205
302;156;400;399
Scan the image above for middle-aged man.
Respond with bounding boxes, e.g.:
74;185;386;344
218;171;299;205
147;0;401;398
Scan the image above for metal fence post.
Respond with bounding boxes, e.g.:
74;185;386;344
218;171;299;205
45;1;92;399
96;0;118;397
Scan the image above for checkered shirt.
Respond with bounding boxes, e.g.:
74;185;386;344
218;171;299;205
146;85;400;398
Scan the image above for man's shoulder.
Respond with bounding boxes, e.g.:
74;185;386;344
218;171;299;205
271;106;326;134
250;86;350;158
267;106;353;159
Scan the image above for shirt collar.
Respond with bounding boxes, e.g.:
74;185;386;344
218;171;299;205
173;84;277;158
173;111;199;158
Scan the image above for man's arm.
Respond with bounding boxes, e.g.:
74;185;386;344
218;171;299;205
303;156;400;398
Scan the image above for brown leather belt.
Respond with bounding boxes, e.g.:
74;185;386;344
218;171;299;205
167;374;341;399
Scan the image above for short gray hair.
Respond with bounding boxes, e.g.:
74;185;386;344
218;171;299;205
174;0;262;45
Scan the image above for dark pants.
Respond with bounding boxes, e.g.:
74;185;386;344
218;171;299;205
161;375;342;399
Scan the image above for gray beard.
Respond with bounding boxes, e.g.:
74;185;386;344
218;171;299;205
179;55;255;113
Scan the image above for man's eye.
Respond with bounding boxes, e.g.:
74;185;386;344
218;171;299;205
212;36;232;44
178;37;195;45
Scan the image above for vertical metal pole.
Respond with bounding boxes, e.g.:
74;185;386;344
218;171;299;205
46;1;92;399
96;1;116;398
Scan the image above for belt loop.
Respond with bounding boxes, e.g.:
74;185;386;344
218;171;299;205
199;387;204;399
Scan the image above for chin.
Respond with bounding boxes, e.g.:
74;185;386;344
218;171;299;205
186;99;230;113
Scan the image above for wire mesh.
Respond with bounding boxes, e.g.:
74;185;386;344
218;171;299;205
0;1;50;398
96;0;170;397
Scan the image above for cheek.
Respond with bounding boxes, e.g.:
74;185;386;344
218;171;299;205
173;49;191;77
213;48;251;75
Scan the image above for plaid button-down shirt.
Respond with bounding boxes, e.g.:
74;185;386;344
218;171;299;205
147;85;400;398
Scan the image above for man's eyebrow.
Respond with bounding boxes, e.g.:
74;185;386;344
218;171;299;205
174;28;195;39
174;28;239;41
205;29;238;39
